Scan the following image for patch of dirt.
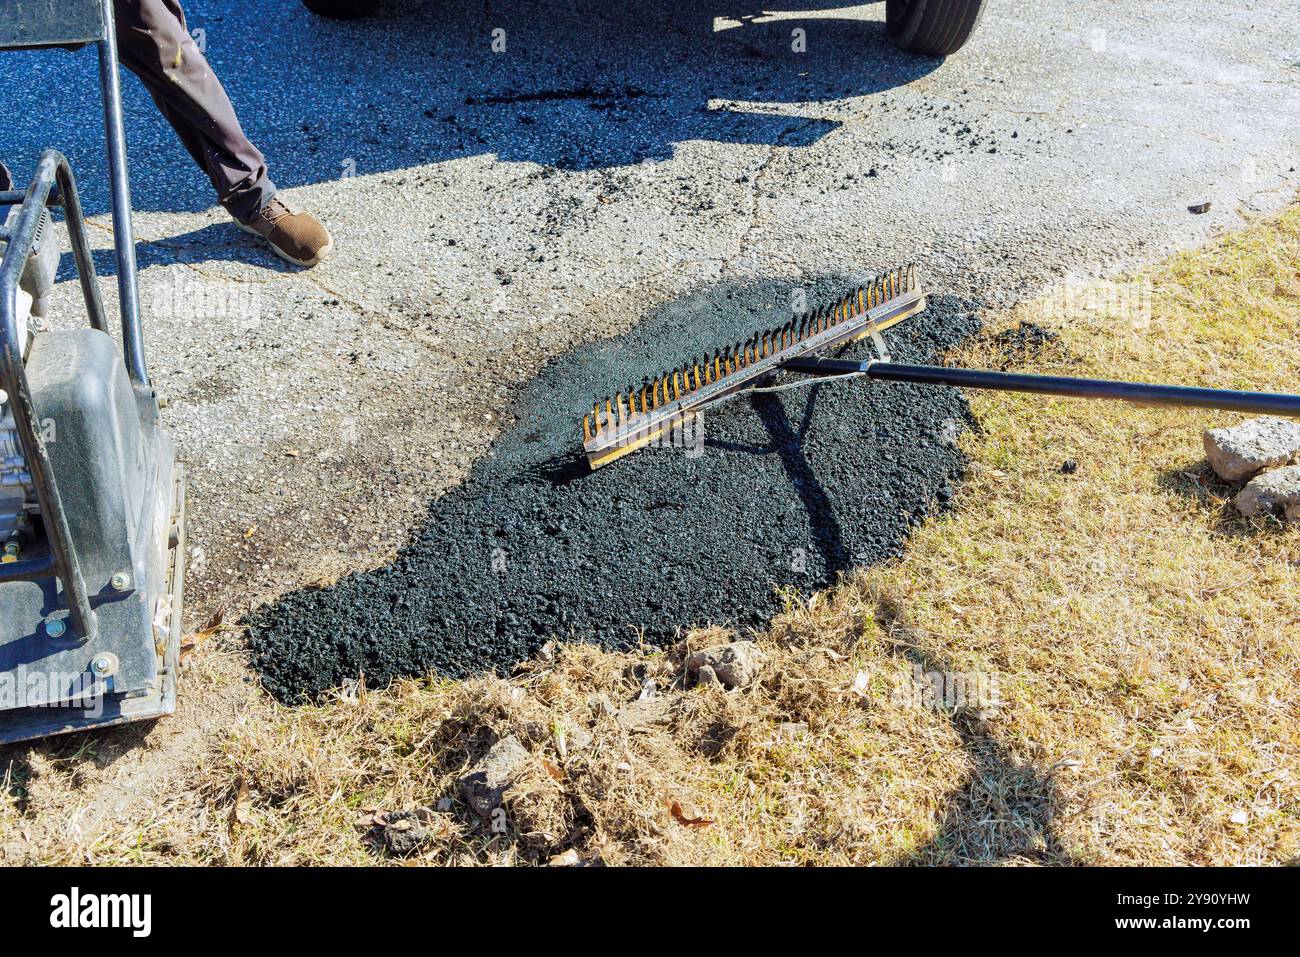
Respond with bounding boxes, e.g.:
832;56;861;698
980;320;1063;370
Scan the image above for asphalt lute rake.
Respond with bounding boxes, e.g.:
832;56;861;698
581;265;1300;470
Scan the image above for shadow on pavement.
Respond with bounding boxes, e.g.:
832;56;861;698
56;222;297;281
1;0;937;220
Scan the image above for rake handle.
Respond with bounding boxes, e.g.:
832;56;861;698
782;357;1300;418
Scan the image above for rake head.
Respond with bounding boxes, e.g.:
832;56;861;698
580;264;1300;474
581;264;925;470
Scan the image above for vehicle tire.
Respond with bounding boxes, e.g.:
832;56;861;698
302;0;380;19
886;0;986;56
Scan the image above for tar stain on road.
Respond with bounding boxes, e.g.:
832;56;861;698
248;279;982;702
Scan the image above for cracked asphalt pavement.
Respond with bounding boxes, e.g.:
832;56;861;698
2;0;1298;623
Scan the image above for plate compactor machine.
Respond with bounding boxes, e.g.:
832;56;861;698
0;0;186;744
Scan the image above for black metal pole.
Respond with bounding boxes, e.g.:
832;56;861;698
781;356;1300;418
97;0;150;387
53;154;110;334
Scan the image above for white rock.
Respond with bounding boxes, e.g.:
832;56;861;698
1234;465;1300;520
694;663;723;690
685;640;767;689
555;717;592;756
1203;417;1300;481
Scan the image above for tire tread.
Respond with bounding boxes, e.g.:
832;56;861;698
889;0;987;57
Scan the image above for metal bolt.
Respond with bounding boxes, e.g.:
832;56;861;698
44;618;66;639
90;652;119;678
111;572;130;590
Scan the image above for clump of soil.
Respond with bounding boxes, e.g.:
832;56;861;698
983;321;1061;369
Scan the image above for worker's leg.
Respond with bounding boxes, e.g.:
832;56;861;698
113;0;273;222
112;0;332;266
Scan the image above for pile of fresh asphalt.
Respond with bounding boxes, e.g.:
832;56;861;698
248;279;982;702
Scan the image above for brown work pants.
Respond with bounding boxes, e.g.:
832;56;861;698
114;0;276;221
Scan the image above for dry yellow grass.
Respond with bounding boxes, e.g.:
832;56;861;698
5;207;1298;866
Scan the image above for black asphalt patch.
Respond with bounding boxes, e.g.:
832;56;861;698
248;280;982;702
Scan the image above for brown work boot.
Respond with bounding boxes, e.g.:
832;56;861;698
235;197;334;267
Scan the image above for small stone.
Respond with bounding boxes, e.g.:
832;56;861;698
694;664;723;689
685;640;767;689
1234;465;1300;520
1188;201;1212;214
556;718;593;756
548;849;582;866
457;735;529;818
1204;417;1300;481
